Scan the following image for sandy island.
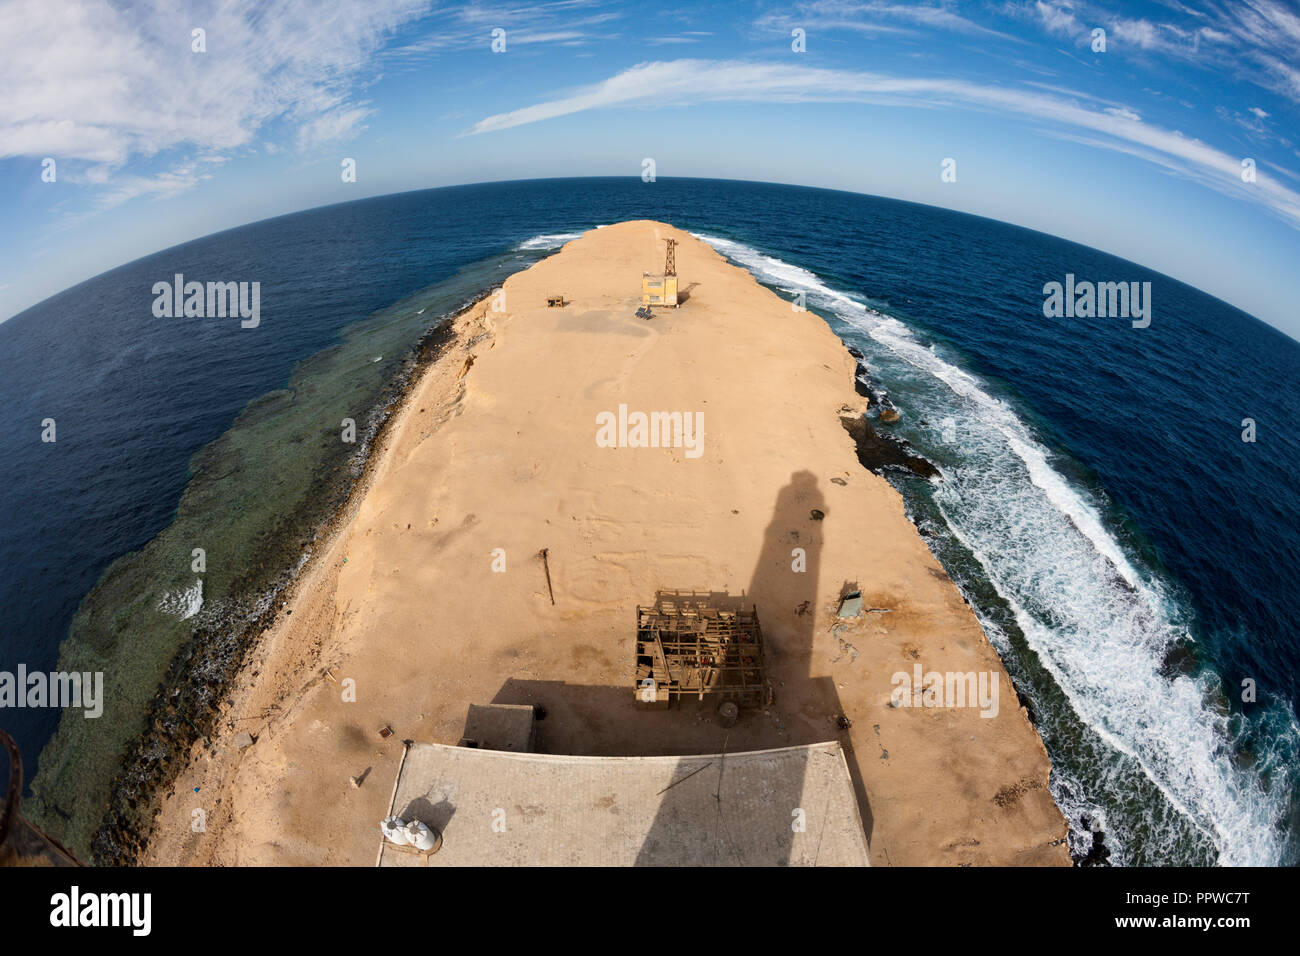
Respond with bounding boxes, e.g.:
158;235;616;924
145;220;1068;866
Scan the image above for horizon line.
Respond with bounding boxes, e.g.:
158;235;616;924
1;173;1291;346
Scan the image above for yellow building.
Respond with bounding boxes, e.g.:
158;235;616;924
641;273;678;307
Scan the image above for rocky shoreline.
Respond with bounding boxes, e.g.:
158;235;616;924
30;223;1070;866
109;328;944;864
27;299;477;865
142;222;1068;866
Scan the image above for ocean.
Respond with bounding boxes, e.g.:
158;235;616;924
1;177;1296;865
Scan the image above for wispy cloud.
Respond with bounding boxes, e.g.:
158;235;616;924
647;33;714;45
466;57;1300;229
0;0;431;204
1028;0;1085;37
757;0;1020;41
384;1;621;59
1014;0;1300;106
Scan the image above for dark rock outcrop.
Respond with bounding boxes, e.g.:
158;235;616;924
839;414;939;479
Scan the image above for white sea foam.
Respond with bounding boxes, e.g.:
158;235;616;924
157;578;203;621
516;230;589;250
692;231;1289;865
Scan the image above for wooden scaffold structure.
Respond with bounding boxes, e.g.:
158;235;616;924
633;589;773;710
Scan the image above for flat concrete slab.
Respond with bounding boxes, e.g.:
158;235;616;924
378;741;869;866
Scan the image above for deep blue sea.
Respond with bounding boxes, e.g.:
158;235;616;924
2;177;1297;865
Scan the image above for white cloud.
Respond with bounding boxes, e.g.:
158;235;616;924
1031;0;1085;37
467;57;1300;229
1216;104;1272;137
1017;0;1300;106
89;168;210;211
294;105;375;150
384;3;621;59
0;0;431;197
757;0;1015;40
1105;105;1143;122
1108;17;1163;48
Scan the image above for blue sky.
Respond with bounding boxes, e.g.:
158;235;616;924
2;0;1299;336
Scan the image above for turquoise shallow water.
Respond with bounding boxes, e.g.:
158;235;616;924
1;177;1296;864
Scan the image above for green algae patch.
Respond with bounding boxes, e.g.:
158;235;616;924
25;271;500;863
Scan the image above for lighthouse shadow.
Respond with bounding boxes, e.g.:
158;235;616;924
634;470;867;865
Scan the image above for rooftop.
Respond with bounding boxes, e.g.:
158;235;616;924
378;740;870;866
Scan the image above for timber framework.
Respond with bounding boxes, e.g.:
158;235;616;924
633;589;772;709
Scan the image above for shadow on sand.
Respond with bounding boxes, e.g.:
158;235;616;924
488;470;873;864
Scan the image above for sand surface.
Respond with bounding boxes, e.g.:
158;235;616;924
146;220;1068;866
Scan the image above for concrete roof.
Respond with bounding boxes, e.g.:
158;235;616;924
378;741;870;866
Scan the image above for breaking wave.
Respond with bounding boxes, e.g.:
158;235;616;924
157;578;203;621
515;231;588;250
693;231;1294;866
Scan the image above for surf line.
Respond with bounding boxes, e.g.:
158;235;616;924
595;404;704;459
